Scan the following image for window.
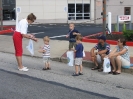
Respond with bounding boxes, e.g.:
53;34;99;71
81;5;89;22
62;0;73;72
68;4;75;13
2;0;16;20
124;7;131;15
68;3;90;20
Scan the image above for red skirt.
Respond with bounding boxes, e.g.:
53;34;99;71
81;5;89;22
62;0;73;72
13;31;23;56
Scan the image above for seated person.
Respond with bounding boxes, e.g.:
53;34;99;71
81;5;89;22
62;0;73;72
107;38;130;75
90;35;110;71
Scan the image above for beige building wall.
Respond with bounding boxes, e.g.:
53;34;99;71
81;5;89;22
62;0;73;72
16;0;94;23
16;0;68;23
95;0;133;24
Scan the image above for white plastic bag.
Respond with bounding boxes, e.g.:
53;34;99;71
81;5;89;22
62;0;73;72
83;50;85;57
26;39;34;56
66;51;74;66
103;58;111;73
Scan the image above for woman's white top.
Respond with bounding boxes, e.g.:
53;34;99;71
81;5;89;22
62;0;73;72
16;19;28;34
116;46;130;62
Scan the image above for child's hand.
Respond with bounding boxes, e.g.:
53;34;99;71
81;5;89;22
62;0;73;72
66;35;69;38
73;32;77;35
38;49;45;53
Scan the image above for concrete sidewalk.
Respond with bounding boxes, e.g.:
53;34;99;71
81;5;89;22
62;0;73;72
0;35;133;74
3;20;16;25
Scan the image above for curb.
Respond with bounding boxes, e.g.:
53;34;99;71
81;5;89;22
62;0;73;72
0;30;13;35
0;51;133;75
53;56;133;75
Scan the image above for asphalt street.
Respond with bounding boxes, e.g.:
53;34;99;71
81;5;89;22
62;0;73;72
3;23;132;40
0;69;117;99
0;52;133;99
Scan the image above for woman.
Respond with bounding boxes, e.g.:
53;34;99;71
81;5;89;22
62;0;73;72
107;38;130;75
13;13;37;71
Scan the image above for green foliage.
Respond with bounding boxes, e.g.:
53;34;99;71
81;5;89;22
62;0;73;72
123;30;133;41
122;22;126;32
114;24;117;32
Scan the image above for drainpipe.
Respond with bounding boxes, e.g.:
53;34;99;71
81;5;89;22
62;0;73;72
0;0;3;30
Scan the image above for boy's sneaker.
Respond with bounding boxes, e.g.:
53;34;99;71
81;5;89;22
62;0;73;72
18;67;29;71
72;73;79;76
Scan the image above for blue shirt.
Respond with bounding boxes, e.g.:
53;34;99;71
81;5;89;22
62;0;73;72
68;29;79;42
75;43;84;58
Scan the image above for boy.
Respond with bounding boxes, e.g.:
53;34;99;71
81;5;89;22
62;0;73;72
66;23;80;50
72;35;84;76
38;36;51;70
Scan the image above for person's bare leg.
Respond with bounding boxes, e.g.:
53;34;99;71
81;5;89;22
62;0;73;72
79;65;83;73
45;62;48;68
75;66;79;74
47;62;51;69
94;59;98;67
116;56;122;73
16;56;23;69
91;55;99;70
101;54;106;68
110;57;116;72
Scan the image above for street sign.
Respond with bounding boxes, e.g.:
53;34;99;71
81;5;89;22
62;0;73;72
16;7;21;13
117;15;132;32
16;7;21;28
118;15;131;22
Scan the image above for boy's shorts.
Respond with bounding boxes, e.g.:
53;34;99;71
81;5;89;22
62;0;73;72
43;57;50;63
69;42;76;50
75;58;83;66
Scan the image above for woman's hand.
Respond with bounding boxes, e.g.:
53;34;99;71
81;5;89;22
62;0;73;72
32;38;38;42
108;54;113;59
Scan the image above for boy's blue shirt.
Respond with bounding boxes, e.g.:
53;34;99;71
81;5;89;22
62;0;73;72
75;43;83;58
68;29;79;42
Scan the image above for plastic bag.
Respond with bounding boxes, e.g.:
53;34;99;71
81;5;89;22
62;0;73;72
66;51;74;66
26;39;34;56
103;58;111;73
83;50;85;57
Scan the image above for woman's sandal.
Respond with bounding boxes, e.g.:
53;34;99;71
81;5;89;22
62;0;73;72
108;70;116;74
91;66;99;70
42;68;48;70
113;72;121;75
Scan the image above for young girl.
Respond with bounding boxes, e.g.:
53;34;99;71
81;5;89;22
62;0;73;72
13;13;37;71
38;36;51;70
